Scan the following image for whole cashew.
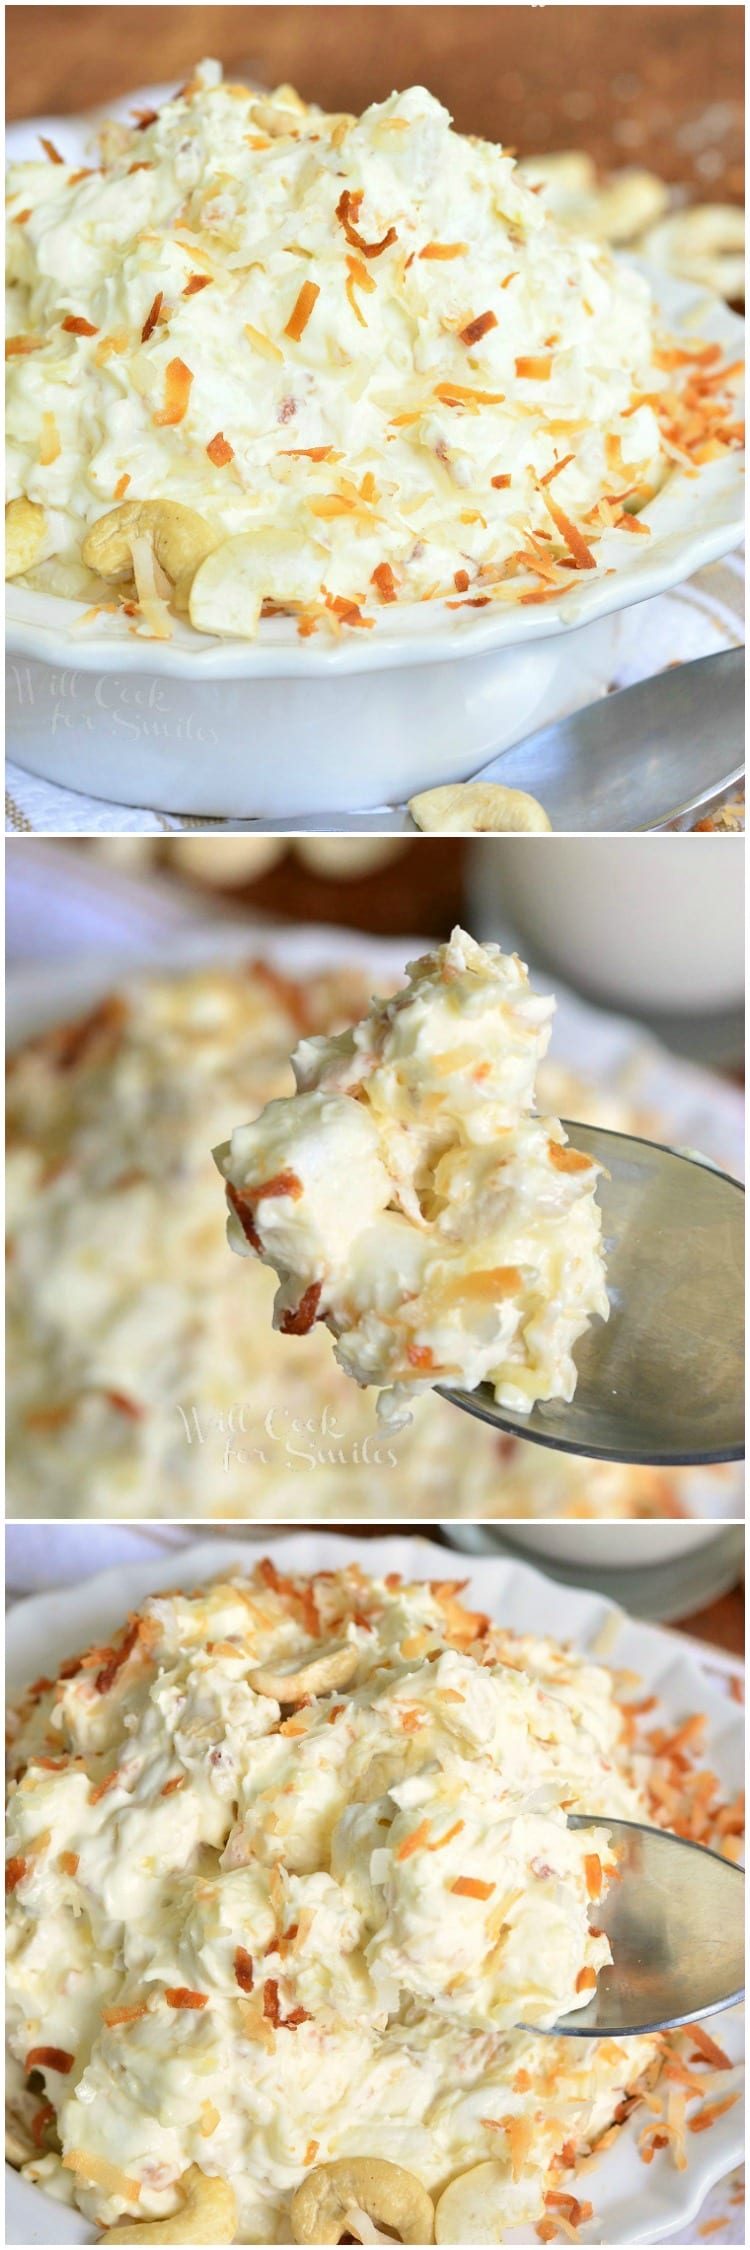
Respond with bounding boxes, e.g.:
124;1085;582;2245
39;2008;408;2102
517;153;667;243
102;2166;236;2245
291;2159;435;2244
189;530;324;639
434;2162;507;2244
81;502;221;610
6;497;47;579
5;2119;34;2168
248;1640;359;1705
408;783;551;834
639;204;745;301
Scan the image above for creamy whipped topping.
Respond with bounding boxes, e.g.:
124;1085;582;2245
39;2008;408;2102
6;1564;654;2241
217;930;608;1418
7;60;726;637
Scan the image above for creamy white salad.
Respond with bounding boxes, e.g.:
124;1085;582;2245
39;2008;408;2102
6;953;729;1522
6;1563;659;2244
217;931;608;1421
6;64;743;638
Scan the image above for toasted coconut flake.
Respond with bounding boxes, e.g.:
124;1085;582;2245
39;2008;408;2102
245;321;284;363
39;136;64;163
544;494;596;570
689;2093;741;2134
419;241;468;259
584;1853;603;1899
516;354;553;379
165;1986;208;2010
459;310;498;347
396;1818;432;1861
371;561;398;602
285;280;320;342
336;188;397;258
435;381;505;407
25;2045;74;2074
153;356;193;426
207;431;234;466
450;1875;495;1900
63;2149;142;2199
279;444;334;460
540;453;575;487
61;314;99;337
141;291;163;342
688;2024;732;2070
279;1280;324;1333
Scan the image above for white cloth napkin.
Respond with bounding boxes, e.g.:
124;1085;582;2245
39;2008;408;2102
6;553;744;832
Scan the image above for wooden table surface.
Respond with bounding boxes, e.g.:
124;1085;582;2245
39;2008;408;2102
7;4;744;201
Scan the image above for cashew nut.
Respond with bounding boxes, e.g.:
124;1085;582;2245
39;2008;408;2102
189;530;323;639
518;153;668;244
434;2162;508;2244
248;1639;359;1705
81;502;221;610
640;204;745;302
102;2166;236;2245
291;2158;435;2244
6;497;47;579
248;86;312;136
5;2118;34;2167
587;169;669;245
409;783;551;834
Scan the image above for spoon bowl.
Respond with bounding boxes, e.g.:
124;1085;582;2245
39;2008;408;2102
530;1816;745;2038
439;1125;744;1466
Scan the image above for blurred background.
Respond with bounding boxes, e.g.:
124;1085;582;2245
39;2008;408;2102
7;4;744;217
7;832;744;1068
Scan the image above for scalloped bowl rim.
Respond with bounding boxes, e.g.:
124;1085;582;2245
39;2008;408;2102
5;1531;744;2247
5;267;744;681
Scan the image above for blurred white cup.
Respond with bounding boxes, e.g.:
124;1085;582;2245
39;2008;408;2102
469;836;744;1013
504;1522;723;1569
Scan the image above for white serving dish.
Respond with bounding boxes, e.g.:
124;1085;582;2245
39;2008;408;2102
5;1530;744;2246
5;87;745;816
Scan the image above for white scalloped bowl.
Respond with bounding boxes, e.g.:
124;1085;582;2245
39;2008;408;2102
4;1532;745;2246
6;250;744;815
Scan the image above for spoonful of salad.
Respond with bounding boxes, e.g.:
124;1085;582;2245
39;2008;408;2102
215;927;743;1467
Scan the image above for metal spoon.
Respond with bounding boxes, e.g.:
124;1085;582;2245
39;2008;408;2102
438;1124;744;1466
527;1816;745;2037
450;647;745;835
224;649;744;833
